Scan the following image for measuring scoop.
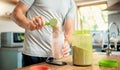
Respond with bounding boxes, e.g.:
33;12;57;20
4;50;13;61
45;18;57;28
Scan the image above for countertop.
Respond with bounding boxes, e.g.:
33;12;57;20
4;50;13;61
0;47;23;52
15;52;120;70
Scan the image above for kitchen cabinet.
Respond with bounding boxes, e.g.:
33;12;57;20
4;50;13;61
0;0;17;20
75;0;107;7
106;0;120;11
0;47;22;70
6;0;19;4
0;12;11;20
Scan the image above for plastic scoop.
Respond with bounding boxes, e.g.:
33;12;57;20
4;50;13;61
45;18;57;28
99;59;118;67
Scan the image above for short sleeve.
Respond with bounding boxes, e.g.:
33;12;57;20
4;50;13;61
20;0;35;8
66;0;76;19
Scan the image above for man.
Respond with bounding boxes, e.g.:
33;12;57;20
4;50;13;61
12;0;76;67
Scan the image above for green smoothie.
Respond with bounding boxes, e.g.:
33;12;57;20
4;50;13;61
72;46;93;66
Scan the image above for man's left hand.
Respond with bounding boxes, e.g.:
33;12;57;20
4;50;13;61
62;41;71;57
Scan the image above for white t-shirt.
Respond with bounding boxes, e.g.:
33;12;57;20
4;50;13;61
20;0;76;57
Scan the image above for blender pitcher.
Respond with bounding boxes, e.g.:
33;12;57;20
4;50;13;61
72;30;93;66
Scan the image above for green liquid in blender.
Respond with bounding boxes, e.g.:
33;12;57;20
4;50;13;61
72;46;93;66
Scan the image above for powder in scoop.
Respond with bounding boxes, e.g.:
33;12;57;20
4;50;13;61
45;18;57;28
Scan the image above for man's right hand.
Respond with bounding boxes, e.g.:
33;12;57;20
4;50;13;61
27;16;45;31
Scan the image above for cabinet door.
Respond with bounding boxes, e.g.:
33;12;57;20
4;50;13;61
7;0;19;4
0;50;22;70
108;0;119;7
106;0;120;11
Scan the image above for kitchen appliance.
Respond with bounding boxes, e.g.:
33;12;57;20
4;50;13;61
0;33;1;48
72;30;93;66
1;32;24;47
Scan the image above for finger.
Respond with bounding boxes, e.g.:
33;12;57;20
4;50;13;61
42;17;45;26
32;17;38;29
62;41;70;52
63;49;70;57
63;48;71;55
33;16;40;29
35;16;42;29
63;52;70;57
63;46;71;57
38;16;45;29
29;20;36;30
62;45;70;55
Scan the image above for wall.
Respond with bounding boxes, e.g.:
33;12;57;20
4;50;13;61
108;12;120;41
108;13;120;26
0;1;24;32
0;19;24;32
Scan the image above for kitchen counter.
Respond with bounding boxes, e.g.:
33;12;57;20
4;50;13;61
0;47;23;52
15;52;120;70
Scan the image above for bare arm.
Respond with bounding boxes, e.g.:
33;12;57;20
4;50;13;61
62;18;74;57
64;19;74;45
11;1;44;31
61;0;76;57
11;1;30;29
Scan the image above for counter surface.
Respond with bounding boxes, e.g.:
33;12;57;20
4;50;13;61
15;52;120;70
0;47;22;52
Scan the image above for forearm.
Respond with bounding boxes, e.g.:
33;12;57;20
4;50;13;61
64;19;74;45
11;1;30;29
11;9;30;29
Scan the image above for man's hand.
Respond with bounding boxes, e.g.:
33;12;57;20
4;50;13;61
27;16;45;31
62;41;71;57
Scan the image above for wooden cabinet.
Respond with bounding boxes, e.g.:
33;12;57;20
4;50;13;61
106;0;120;11
6;0;19;4
75;0;107;7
